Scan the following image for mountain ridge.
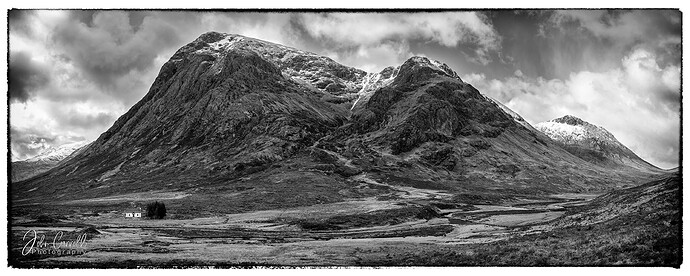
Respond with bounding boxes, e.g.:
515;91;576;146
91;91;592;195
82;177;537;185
12;32;663;209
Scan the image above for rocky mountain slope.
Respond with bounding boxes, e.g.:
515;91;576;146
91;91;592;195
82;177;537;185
535;115;661;172
10;141;89;182
12;32;663;208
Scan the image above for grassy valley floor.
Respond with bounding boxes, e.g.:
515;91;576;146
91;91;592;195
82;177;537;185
9;173;680;267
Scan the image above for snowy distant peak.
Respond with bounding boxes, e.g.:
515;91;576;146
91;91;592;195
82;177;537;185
12;140;90;182
535;115;659;171
551;115;587;126
24;140;89;163
535;121;588;143
536;115;618;145
540;115;619;144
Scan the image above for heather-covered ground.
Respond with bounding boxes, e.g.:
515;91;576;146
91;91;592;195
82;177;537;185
9;173;679;267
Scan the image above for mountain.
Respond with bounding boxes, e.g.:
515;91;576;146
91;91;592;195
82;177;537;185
12;32;661;210
535;115;661;173
10;141;89;182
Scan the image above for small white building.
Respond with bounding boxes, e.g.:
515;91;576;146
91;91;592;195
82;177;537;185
124;208;143;218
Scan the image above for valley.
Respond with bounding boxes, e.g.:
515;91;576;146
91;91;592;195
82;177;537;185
9;171;679;267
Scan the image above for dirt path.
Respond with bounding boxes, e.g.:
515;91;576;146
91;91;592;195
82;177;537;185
352;173;453;200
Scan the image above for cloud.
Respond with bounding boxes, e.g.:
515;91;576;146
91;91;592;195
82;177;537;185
10;126;56;161
8;10;36;37
535;10;682;79
552;10;681;45
10;125;86;162
50;11;181;93
325;41;413;73
8;51;51;103
296;12;501;65
55;109;117;131
10;97;120;160
621;48;680;112
199;12;298;46
463;48;680;169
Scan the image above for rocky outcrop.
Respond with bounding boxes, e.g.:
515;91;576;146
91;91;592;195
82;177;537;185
352;56;515;154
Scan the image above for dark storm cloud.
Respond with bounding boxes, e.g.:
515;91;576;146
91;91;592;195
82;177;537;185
69;10;149;34
10;125;86;161
41;11;301;106
463;10;681;81
68;10;98;26
482;11;552;78
10;126;58;160
285;12;502;72
50;11;181;92
9;51;51;103
542;10;681;78
8;10;36;37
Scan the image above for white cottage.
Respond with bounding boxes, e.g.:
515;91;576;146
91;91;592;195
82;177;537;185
124;208;143;218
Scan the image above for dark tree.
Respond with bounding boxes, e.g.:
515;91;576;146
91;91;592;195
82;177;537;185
146;201;167;219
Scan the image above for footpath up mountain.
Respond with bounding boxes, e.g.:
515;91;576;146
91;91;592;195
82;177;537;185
12;32;663;208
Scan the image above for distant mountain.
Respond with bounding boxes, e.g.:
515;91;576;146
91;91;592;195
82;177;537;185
11;141;89;182
13;32;661;207
535;115;660;172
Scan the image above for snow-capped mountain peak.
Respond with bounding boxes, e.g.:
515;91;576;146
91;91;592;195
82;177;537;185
535;115;659;171
536;115;618;146
23;140;89;163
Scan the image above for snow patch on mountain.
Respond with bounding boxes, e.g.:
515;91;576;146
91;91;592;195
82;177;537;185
535;121;588;143
350;67;400;110
535;115;662;172
535;115;621;147
192;33;369;96
190;33;471;117
23;141;89;163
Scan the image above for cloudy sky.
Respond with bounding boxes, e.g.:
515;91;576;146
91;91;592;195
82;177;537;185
8;10;681;168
